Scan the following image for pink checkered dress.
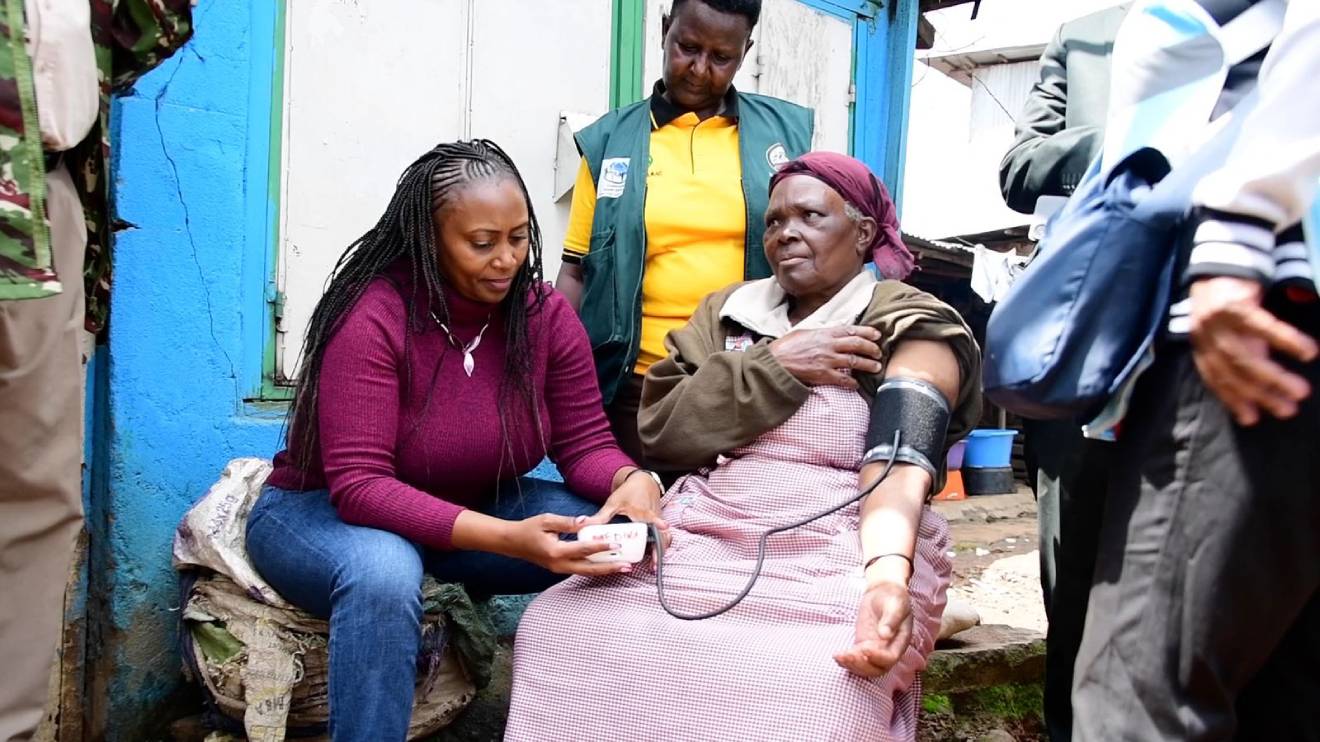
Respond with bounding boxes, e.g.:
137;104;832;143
506;387;951;741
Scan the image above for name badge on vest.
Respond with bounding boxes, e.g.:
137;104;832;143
725;333;754;352
597;157;630;199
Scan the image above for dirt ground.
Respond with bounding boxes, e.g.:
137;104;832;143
937;493;1048;634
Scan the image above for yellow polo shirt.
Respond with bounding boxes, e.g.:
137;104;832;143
564;104;747;374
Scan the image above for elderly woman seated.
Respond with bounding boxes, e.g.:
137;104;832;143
506;152;981;741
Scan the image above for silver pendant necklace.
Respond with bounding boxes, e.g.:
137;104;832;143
433;311;492;377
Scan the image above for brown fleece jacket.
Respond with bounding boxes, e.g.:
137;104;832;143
638;279;983;487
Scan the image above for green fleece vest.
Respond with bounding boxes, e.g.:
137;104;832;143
575;91;813;403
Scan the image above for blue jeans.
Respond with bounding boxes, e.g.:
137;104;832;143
245;478;599;742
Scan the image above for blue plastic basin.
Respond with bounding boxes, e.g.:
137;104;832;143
964;428;1017;468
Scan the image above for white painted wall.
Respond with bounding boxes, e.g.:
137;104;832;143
754;0;853;153
276;0;854;380
276;0;611;377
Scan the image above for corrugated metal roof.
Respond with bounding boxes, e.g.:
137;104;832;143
921;44;1047;86
903;230;969;251
903;230;975;269
937;224;1030;244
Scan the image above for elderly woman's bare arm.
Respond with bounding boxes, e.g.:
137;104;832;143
835;338;960;678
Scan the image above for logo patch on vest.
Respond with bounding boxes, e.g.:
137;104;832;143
766;143;790;171
598;158;630;199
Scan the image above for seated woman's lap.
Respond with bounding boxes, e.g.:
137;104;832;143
425;477;600;596
246;484;424;619
246;477;601;618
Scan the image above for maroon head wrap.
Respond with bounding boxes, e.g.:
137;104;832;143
768;151;914;280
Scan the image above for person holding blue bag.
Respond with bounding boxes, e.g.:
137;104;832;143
1025;1;1320;738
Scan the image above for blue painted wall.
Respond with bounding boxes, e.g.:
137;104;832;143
94;0;284;735
94;0;917;737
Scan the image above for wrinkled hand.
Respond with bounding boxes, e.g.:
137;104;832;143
769;325;884;389
585;472;671;548
834;582;912;677
504;514;631;577
1189;276;1317;426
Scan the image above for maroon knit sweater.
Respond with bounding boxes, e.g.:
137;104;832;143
266;269;633;550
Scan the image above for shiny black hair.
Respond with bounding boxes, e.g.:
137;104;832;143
670;0;761;29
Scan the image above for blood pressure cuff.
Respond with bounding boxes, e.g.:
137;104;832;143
861;378;951;480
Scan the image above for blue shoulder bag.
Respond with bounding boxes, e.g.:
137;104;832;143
982;0;1282;422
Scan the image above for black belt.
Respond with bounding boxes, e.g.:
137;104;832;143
44;151;63;173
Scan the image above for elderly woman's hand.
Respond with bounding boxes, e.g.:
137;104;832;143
769;325;884;389
834;581;912;677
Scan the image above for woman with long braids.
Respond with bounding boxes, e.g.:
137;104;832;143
245;140;667;740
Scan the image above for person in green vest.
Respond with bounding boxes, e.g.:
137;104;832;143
555;0;813;469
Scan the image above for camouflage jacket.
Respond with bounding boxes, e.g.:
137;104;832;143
0;0;192;333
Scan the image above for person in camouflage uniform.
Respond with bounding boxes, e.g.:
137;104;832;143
0;1;191;739
0;0;193;327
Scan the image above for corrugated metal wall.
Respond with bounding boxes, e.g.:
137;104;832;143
967;60;1039;144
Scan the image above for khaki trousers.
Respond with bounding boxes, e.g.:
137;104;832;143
0;165;87;742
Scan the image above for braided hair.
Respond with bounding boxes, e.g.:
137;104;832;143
286;139;546;471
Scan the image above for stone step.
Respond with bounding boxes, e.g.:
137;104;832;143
176;625;1048;742
920;624;1047;741
926;624;1045;694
